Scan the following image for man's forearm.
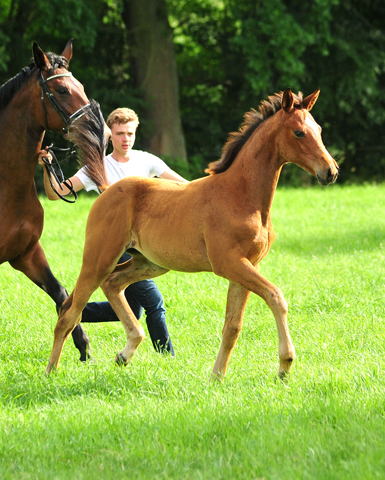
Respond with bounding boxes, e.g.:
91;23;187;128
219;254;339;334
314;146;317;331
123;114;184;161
42;166;61;200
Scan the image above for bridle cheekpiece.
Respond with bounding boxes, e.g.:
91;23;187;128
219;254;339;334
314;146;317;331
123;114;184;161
38;69;91;203
39;71;90;133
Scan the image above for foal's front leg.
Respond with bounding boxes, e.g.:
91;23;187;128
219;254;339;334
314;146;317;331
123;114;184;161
245;267;295;378
214;257;296;378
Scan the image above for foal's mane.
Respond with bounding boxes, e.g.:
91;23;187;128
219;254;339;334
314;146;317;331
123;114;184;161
0;52;69;111
205;91;304;175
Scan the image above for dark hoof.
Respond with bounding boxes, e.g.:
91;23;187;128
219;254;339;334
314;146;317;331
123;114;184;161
79;345;92;363
278;370;290;383
79;352;91;362
115;353;126;366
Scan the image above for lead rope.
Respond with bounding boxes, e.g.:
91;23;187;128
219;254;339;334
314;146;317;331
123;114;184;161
41;144;78;203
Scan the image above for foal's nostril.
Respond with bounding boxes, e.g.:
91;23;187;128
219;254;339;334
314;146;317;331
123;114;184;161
326;167;336;184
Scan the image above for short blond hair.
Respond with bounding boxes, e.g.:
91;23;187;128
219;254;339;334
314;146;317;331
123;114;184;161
106;108;139;129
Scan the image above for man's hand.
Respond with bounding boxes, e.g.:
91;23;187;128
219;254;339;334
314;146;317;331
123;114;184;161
38;148;53;166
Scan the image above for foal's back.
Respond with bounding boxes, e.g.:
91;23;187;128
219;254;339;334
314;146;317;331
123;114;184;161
88;172;269;274
88;174;230;272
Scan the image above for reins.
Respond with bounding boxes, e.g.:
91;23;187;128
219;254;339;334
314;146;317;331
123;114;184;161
40;145;78;203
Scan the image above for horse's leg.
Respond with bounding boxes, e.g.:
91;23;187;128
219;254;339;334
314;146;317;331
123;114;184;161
101;254;169;365
9;241;90;361
211;282;250;381
46;268;108;374
212;257;295;378
248;272;295;379
46;244;149;373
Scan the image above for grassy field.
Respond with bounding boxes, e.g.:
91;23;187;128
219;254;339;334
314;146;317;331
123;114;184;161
1;183;385;479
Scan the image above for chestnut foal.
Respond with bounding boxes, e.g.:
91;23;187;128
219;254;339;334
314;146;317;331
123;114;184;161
46;88;338;379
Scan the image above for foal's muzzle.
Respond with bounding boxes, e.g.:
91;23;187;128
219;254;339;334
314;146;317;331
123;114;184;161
317;166;339;186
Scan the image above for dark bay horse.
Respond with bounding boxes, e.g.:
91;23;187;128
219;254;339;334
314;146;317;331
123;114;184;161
46;88;338;379
0;40;106;361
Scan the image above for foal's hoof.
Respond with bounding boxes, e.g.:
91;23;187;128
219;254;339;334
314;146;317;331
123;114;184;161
210;371;224;383
278;370;290;383
278;357;294;382
115;353;128;367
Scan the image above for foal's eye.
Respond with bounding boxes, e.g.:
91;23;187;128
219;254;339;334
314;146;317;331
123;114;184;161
294;130;305;138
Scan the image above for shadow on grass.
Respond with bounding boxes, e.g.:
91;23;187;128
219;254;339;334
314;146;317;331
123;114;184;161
0;358;195;409
275;226;385;257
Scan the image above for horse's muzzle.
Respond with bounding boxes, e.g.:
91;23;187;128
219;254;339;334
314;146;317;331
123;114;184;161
317;166;339;186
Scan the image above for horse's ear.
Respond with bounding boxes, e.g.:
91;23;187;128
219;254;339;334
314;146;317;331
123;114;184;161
33;42;52;71
61;39;73;62
303;89;320;111
282;88;295;112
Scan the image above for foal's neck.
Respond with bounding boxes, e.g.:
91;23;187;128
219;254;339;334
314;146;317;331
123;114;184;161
230;122;283;222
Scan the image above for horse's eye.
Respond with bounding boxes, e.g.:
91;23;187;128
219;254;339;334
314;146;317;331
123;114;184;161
56;86;69;95
294;130;305;138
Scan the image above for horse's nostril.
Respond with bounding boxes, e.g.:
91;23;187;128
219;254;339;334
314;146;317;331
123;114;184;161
327;167;336;183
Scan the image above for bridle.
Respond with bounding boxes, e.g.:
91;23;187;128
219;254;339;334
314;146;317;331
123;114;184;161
40;145;78;204
39;71;90;133
39;70;91;203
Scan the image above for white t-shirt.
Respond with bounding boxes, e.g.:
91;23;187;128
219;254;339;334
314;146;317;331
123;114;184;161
75;151;171;193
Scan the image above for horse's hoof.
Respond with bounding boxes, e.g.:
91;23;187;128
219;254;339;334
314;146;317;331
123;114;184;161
278;357;294;382
79;349;92;362
115;353;127;366
210;372;224;383
45;361;55;376
278;370;290;383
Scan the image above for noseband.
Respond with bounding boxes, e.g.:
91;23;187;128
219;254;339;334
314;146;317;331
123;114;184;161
38;70;90;203
39;71;90;133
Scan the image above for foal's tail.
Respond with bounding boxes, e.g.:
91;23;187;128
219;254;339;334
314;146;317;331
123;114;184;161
66;99;109;192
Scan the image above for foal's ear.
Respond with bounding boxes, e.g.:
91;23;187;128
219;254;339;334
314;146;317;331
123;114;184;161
61;39;73;62
33;42;52;71
302;89;320;111
282;88;295;112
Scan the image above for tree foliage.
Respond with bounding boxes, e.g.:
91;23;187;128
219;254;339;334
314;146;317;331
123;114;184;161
169;0;385;181
0;0;384;185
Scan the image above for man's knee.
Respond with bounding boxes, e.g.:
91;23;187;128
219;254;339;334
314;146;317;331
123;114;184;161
128;280;165;313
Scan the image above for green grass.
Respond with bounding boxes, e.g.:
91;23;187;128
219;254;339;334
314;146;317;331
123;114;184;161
1;184;385;479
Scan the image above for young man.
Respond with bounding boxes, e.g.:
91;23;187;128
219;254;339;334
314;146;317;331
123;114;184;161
39;107;188;355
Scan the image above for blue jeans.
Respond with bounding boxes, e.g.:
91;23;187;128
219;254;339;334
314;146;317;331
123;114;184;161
81;253;174;355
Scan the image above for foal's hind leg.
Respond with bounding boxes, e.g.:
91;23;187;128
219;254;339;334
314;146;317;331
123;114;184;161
9;241;90;361
211;282;251;381
101;253;169;365
46;268;109;374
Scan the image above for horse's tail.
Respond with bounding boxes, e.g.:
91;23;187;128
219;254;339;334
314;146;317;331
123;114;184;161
66;99;109;192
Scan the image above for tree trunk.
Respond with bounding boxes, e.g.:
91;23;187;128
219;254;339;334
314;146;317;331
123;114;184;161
122;0;187;162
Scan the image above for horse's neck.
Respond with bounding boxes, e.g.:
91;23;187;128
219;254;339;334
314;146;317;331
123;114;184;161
0;107;44;186
228;129;282;222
